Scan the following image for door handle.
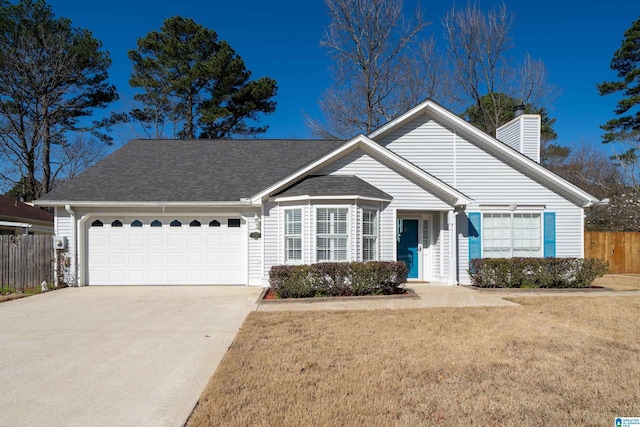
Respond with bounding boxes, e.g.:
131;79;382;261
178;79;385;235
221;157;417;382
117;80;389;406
418;244;423;252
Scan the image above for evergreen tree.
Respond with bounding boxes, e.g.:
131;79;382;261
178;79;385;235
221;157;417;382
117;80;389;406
129;16;277;139
0;0;117;200
598;16;640;194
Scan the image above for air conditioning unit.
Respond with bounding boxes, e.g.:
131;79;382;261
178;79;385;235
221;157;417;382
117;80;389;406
53;236;67;250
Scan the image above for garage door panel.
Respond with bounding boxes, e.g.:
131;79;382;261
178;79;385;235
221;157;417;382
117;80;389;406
206;234;224;245
109;235;125;247
129;270;145;283
109;270;125;283
128;252;145;264
148;270;165;282
88;216;247;285
148;235;165;247
167;252;184;264
128;235;145;246
148;252;165;265
167;235;184;246
186;252;203;265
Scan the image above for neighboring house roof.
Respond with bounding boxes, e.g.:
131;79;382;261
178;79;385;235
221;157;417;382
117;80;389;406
38;139;344;204
368;98;599;207
274;175;393;201
0;194;53;224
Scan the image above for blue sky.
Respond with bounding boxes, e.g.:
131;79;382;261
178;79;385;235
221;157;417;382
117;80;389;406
47;0;638;153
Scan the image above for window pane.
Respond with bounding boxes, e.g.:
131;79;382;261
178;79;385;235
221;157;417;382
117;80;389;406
483;213;511;258
513;213;541;257
317;208;349;261
286;236;302;261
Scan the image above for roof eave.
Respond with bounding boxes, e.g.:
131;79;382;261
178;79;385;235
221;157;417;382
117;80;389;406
272;195;393;203
34;200;259;208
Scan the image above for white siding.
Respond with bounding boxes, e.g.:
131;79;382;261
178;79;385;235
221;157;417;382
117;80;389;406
263;202;278;280
248;230;262;285
495;118;521;152
432;213;441;280
456;212;470;284
522;115;541;163
378;115;455;183
495;114;541;163
316;149;451;211
380;205;395;261
377;113;583;284
54;207;73;241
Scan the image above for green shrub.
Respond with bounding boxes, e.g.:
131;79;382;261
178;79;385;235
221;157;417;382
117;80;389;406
468;257;608;288
269;264;316;298
269;261;408;298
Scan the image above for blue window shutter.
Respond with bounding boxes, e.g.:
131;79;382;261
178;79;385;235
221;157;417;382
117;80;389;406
544;212;556;257
468;212;481;261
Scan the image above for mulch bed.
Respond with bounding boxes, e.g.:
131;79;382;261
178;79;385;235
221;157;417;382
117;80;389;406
259;287;419;304
469;285;612;293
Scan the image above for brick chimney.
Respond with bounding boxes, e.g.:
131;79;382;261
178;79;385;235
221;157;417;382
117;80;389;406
496;105;541;163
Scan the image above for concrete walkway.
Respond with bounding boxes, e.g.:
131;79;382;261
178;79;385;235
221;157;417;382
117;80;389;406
256;283;520;311
0;286;261;427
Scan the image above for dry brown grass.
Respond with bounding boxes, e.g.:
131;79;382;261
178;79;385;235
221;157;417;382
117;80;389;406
188;296;640;427
594;274;640;291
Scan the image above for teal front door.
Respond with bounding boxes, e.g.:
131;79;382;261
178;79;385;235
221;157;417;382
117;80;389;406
398;219;419;279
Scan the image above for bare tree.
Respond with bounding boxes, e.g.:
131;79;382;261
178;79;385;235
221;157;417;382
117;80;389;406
311;0;435;139
442;2;554;134
52;133;107;183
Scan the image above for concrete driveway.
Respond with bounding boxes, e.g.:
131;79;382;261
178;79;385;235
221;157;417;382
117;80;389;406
0;286;261;427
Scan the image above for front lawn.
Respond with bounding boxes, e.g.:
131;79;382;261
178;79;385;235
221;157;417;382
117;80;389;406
593;274;640;291
187;295;640;426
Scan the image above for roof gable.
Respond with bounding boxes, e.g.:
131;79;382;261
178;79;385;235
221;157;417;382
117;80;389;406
368;99;599;207
252;134;471;206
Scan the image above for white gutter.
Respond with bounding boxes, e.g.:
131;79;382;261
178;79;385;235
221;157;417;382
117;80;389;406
64;205;78;286
272;195;393;203
0;221;32;235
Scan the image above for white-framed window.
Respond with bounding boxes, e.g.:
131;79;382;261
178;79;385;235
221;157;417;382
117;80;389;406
284;208;302;262
483;212;542;258
362;209;378;261
316;207;349;261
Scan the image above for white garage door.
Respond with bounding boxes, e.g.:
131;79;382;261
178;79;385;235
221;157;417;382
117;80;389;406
87;216;247;285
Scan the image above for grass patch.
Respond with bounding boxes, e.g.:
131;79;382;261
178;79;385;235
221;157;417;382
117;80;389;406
593;274;640;291
188;296;640;426
0;286;45;304
0;294;30;303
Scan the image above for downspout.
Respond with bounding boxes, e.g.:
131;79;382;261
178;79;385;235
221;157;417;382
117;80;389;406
77;215;90;286
64;205;77;287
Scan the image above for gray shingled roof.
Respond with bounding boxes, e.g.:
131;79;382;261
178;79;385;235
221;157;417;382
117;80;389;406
39;139;345;202
276;175;392;200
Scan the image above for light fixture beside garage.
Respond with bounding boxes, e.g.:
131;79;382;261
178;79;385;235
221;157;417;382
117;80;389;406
250;213;262;239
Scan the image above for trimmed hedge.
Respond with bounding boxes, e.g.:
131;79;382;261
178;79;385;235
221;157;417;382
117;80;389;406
468;257;608;288
269;261;408;298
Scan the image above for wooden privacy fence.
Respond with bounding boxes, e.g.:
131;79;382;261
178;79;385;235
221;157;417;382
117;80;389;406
584;231;640;274
0;235;54;292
